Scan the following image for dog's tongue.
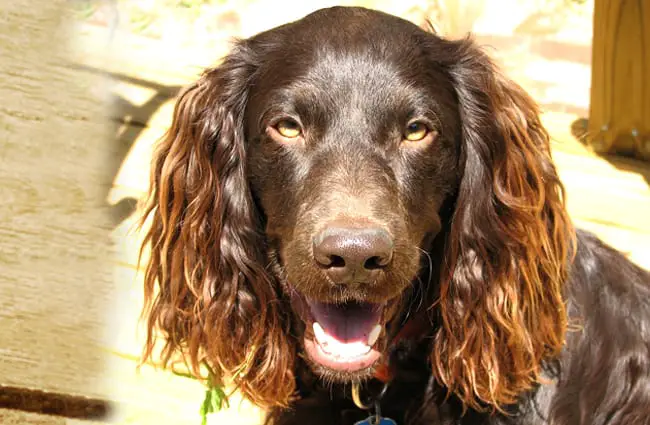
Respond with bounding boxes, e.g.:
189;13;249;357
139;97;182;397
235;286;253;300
308;301;383;359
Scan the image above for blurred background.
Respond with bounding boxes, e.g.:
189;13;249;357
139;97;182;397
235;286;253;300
1;0;648;424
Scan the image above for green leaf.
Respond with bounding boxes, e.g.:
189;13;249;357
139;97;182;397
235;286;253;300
199;389;211;425
199;381;229;425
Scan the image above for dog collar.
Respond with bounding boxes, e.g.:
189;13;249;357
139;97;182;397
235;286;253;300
350;310;430;424
373;309;432;382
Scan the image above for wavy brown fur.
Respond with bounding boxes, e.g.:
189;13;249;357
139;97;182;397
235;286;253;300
432;41;575;410
139;46;296;408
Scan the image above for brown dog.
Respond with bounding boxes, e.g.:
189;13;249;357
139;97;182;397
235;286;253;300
140;7;650;424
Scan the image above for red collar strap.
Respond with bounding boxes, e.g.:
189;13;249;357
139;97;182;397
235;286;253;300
373;310;431;383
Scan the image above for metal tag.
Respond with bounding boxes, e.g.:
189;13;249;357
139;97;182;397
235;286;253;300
354;416;397;425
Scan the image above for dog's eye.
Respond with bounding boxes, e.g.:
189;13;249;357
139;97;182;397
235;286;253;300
275;119;302;139
404;122;430;142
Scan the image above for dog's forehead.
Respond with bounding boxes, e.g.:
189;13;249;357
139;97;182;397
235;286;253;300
252;34;435;108
253;50;434;134
250;6;431;78
303;50;409;93
244;8;458;132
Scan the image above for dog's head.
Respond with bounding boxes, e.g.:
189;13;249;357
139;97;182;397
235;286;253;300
141;7;574;411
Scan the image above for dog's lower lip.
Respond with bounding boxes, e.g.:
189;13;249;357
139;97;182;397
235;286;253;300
304;335;382;372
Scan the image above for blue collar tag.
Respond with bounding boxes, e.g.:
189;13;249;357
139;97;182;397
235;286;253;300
354;416;397;425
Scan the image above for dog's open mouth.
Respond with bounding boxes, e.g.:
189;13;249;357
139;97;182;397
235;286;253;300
299;299;386;373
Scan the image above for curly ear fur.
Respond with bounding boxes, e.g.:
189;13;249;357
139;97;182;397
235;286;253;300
139;42;295;408
432;38;575;411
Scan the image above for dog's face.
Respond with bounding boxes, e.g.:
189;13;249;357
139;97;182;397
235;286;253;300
143;6;573;410
244;9;461;380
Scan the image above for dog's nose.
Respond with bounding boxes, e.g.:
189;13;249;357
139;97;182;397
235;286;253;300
313;225;394;284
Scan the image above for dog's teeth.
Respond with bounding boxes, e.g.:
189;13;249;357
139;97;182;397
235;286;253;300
313;322;326;344
312;322;374;359
367;324;382;346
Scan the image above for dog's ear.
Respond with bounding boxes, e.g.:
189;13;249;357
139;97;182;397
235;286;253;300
139;42;295;408
431;38;575;411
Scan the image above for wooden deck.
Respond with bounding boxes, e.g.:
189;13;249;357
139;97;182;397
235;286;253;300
0;2;114;424
1;3;648;424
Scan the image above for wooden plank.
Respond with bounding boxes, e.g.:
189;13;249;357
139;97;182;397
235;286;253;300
0;409;66;425
0;409;62;425
0;408;108;425
0;0;114;418
0;386;108;421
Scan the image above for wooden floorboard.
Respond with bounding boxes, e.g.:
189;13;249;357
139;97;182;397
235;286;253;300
0;0;114;406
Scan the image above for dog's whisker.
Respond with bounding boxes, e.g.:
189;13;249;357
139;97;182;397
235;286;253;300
415;246;433;313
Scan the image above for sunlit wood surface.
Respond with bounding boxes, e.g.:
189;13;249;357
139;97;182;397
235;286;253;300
0;1;113;424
